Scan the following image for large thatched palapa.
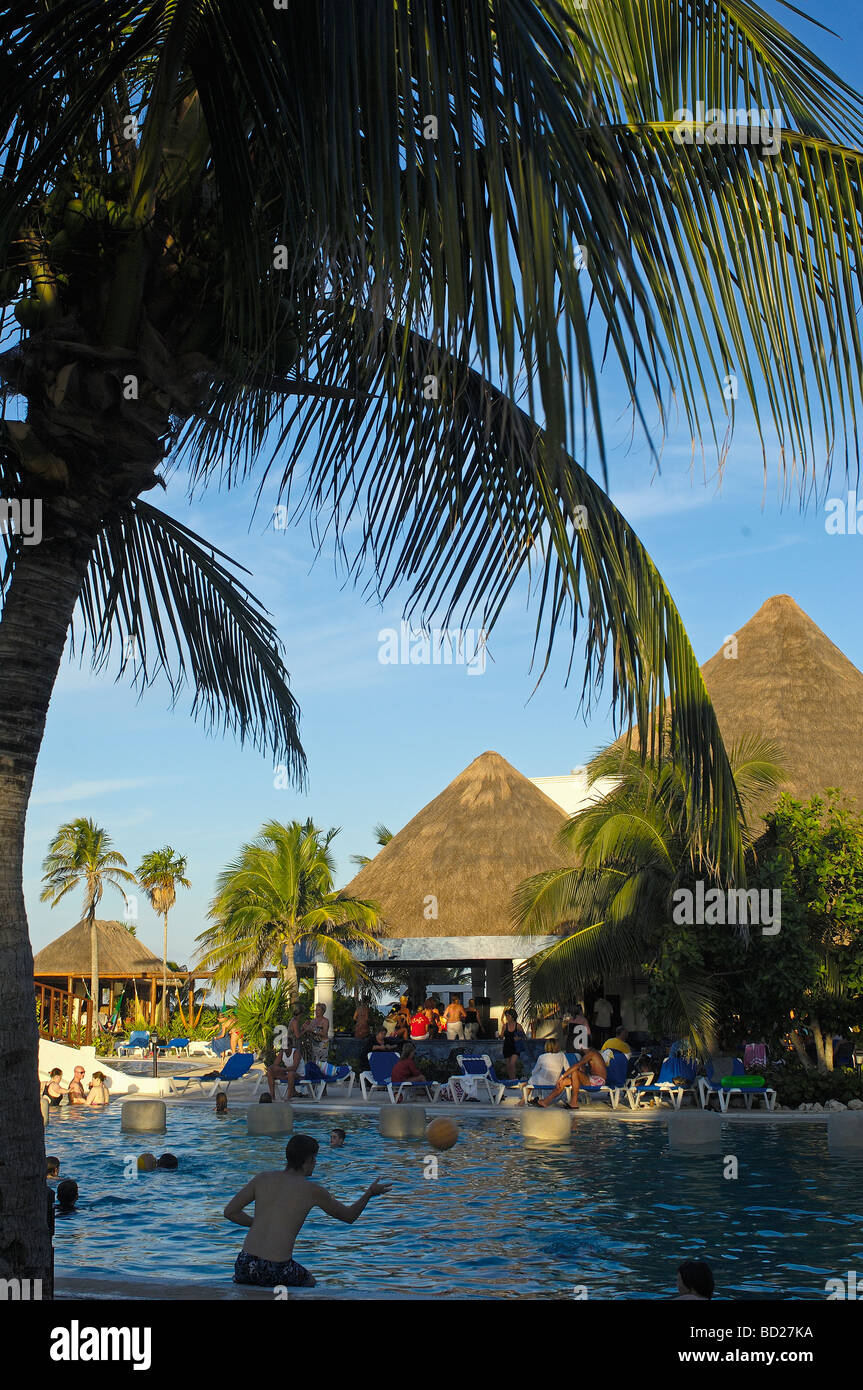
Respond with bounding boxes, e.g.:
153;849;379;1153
699;593;863;810
34;918;166;981
342;750;563;974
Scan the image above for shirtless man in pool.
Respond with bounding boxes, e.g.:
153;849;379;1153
224;1134;392;1287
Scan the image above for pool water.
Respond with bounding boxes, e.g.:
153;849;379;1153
48;1106;863;1299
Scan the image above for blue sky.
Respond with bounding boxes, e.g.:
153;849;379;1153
23;2;863;970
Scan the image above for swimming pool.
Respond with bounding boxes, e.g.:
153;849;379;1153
48;1106;863;1299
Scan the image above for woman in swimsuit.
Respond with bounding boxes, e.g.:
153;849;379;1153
42;1069;65;1105
303;1003;330;1066
499;1009;526;1080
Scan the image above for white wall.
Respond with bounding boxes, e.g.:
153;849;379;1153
38;1038;173;1097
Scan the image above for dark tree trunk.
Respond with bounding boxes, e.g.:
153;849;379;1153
789;1029;815;1072
0;495;102;1293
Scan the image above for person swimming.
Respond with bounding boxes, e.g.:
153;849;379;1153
330;1128;346;1147
55;1179;78;1210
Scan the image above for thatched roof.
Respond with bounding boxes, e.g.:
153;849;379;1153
698;594;863;812
342;750;566;938
607;594;863;817
33;919;166;978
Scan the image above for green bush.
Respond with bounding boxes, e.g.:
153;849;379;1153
767;1064;863;1108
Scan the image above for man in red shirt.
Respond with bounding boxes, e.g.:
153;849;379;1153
391;1043;427;1086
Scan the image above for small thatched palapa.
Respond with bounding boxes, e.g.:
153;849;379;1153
342;750;566;939
699;594;863;811
33;919;165;980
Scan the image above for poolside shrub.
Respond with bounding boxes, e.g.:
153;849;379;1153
767;1064;863;1108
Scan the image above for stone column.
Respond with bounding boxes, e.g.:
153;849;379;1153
314;961;335;1030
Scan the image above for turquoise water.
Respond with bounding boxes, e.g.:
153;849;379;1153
48;1106;863;1298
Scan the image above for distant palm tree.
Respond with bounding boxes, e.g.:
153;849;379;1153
40;818;136;1019
350;823;394;869
512;738;785;1053
136;847;191;1025
195;821;383;1003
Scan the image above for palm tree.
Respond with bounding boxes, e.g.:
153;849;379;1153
1;0;862;1292
350;823;394;869
512;738;785;1053
194;820;383;1004
40;818;136;1021
136;847;191;1025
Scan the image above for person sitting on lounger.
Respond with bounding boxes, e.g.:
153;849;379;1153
267;1042;302;1101
519;1040;569;1104
534;1048;608;1109
391;1042;427;1088
224;1134;392;1288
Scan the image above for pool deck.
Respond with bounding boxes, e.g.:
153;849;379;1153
99;1056;838;1120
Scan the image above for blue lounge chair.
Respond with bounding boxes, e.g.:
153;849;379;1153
449;1054;504;1104
578;1050;629;1108
698;1058;776;1112
295;1061;355;1101
626;1053;698;1110
359;1051;398;1100
116;1030;151;1057
170;1052;260;1098
157;1037;189;1056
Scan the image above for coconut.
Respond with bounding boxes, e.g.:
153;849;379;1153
14;297;44;330
63;199;87;236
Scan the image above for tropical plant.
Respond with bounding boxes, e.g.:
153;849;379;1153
232;981;292;1058
710;794;863;1072
512;737;785;1054
3;0;863;1295
194;820;384;1003
350;824;394;869
39;817;136;1014
136;847;191;1024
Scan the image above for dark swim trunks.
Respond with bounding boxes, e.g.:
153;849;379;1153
234;1249;314;1287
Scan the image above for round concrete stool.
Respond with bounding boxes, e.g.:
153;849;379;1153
828;1112;863;1156
521;1107;572;1143
121;1099;167;1133
667;1112;723;1150
247;1103;293;1135
379;1106;427;1139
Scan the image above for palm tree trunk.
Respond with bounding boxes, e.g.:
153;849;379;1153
811;1016;832;1074
789;1029;815;1071
0;497;102;1292
282;940;298;1007
88;902;99;1042
162;910;169;1028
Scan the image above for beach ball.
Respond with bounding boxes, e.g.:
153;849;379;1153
425;1117;459;1151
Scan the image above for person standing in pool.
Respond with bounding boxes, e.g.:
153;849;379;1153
224;1134;392;1288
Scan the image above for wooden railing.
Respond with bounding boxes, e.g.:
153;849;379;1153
35;983;92;1047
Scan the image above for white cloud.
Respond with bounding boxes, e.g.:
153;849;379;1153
31;776;177;807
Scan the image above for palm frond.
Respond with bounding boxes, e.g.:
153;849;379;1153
71;499;304;776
